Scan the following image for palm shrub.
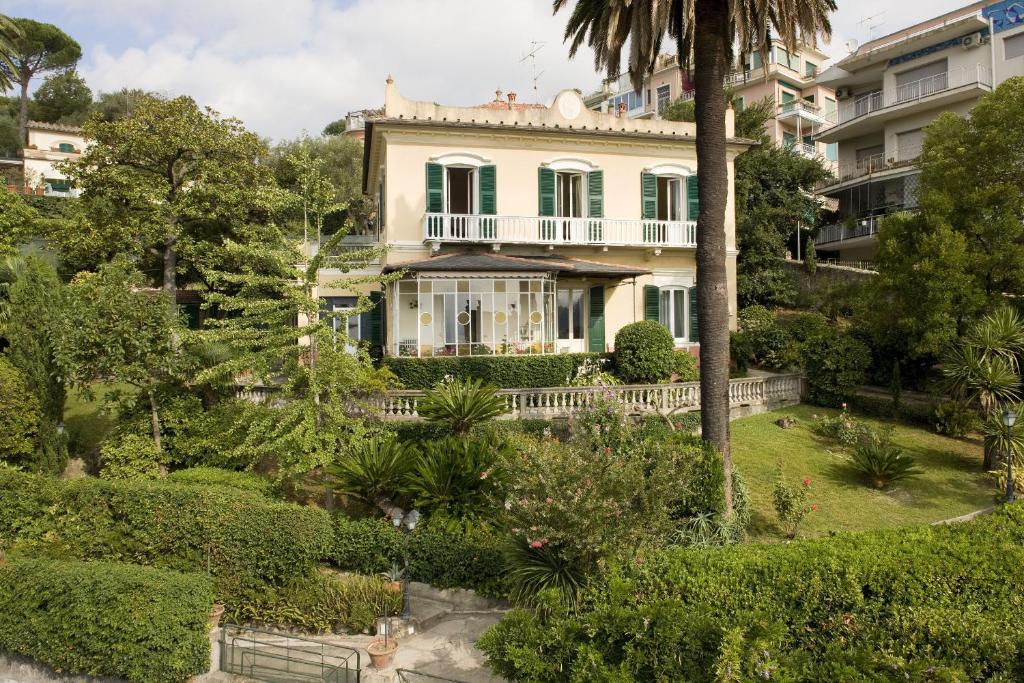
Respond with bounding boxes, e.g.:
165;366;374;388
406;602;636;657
981;405;1024;472
849;438;922;489
406;436;507;530
327;437;417;512
613;320;674;383
417;376;508;435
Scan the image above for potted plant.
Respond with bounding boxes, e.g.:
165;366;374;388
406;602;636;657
367;615;399;669
208;602;226;630
381;563;403;593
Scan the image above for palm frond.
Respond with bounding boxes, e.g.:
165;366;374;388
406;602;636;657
0;15;22;92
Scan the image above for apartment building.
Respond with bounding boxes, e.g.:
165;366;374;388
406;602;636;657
321;78;751;358
584;40;836;162
813;0;1024;261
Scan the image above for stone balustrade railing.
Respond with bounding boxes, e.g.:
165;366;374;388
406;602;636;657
379;373;804;421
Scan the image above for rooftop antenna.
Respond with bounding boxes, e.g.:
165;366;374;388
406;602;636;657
858;11;886;42
520;40;546;94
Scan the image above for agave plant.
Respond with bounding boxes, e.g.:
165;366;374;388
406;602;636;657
417;376;509;435
327;437;417;511
405;436;506;529
849;440;922;490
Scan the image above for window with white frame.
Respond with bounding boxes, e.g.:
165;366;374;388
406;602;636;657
659;287;689;342
556;172;584;217
656;84;671;112
322;296;367;353
557;287;585;340
657;176;683;221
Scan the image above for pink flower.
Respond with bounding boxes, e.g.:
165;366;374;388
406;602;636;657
811;504;819;512
530;540;543;549
545;497;553;504
480;471;488;479
841;402;848;410
604;447;612;456
802;478;811;487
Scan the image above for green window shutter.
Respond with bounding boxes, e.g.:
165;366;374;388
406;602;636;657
641;171;657;219
368;290;385;347
425;163;444;213
538;167;556;216
587;170;603;218
478;165;496;215
686;175;699;222
588;285;605;353
688;287;699;343
644;285;660;321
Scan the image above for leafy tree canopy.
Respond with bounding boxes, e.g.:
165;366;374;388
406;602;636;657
32;69;91;124
322;118;346;136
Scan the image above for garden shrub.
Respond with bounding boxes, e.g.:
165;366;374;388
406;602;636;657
613;321;675;383
849;438;922;489
332;515;508;597
738;305;793;369
802;331;870;407
99;432;162;480
0;356;41;468
480;506;1024;682
382;353;607;389
670;350;699;381
0;469;333;587
224;571;402;635
166;466;276;497
932;400;980;437
849;393;934;426
0;557;213;683
328;436;418;512
417;376;509;434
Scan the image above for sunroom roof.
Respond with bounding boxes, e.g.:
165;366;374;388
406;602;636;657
382;252;651;278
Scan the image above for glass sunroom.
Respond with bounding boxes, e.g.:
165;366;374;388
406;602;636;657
383;252;648;358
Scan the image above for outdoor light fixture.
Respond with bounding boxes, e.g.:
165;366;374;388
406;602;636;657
1003;409;1017;504
390;508;420;621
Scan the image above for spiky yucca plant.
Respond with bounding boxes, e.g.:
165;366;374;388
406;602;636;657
405;436;506;531
327;437;417;511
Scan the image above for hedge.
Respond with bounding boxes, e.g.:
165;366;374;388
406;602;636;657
0;557;213;683
382;353;609;389
480;506;1024;681
0;470;333;586
332;515;508;597
166;466;277;497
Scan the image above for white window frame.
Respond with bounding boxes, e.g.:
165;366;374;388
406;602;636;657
658;286;689;345
555;171;585;218
556;286;587;341
444;165;476;215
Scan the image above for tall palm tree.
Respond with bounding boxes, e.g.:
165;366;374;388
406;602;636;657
554;0;835;514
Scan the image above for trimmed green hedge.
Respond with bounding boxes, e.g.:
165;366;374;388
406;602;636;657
0;557;213;683
333;516;508;597
166;466;277;497
0;470;332;586
480;506;1024;681
382;353;608;389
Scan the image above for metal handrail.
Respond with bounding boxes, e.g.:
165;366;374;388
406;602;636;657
396;670;475;683
220;624;361;682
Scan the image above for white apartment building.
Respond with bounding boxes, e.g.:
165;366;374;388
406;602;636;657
813;0;1024;261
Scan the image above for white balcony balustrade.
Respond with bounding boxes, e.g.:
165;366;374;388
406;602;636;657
423;213;697;249
821;64;992;129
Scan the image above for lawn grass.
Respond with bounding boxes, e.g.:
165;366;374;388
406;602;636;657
64;383;136;461
732;404;994;541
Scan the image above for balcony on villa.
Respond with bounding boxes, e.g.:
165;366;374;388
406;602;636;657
423;213;697;251
777;99;829;125
816;64;992;143
817;142;923;193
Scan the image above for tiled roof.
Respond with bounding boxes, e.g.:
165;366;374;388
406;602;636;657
383;252;650;278
27;120;83;134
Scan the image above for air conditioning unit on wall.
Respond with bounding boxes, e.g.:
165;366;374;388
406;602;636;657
835;86;853;99
962;32;988;49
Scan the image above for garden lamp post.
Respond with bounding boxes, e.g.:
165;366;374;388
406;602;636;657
1003;409;1017;504
390;507;420;620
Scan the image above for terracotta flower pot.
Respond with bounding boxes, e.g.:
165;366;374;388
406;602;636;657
208;603;225;630
387;580;402;593
367;639;399;669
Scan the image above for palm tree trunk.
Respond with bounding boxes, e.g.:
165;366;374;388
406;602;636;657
693;0;734;514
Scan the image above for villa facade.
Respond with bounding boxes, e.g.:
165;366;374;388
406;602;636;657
317;79;750;358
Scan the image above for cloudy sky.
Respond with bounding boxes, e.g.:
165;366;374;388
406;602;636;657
5;0;978;140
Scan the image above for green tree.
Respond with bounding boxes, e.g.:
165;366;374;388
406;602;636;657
0;18;81;143
90;88;154;122
663;90;776;140
32;69;91;124
0;191;36;256
556;0;835;514
61;95;290;306
0;355;41;468
322;118;346;136
2;256;66;473
0;14;22;92
54;258;183;452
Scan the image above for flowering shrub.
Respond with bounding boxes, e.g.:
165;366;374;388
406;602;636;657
810;404;875;447
772;465;816;539
565;356;618;387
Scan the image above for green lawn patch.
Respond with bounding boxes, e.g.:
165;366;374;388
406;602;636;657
732;404;992;540
64;383;135;460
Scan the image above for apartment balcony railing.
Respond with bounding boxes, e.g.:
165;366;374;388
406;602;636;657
423;213;697;248
818;143;923;190
778;100;826;121
822;65;992;129
816;206;908;246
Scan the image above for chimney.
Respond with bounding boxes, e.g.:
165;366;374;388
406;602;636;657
507;92;517;105
618;101;627;116
495;88;503;102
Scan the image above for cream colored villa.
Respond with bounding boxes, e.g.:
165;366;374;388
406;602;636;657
22;121;86;196
318;79;749;358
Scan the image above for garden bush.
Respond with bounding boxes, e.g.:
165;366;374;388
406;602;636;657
332;515;508;597
480;506;1024;682
166;466;277;496
613;321;675;383
0;557;213;683
670;350;699;381
382;353;606;389
0;356;41;469
737;305;793;369
224;571;402;635
932;400;980;437
0;470;333;586
99;432;162;480
803;330;871;407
